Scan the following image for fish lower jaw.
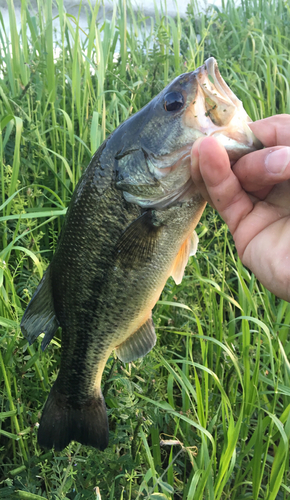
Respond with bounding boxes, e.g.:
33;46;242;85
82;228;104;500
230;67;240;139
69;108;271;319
208;115;263;160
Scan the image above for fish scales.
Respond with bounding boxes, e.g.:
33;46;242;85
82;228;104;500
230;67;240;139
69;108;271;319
21;57;262;451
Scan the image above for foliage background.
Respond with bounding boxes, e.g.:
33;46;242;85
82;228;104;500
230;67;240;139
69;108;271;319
1;0;290;498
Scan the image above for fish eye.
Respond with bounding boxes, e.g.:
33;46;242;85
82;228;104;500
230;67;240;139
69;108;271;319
163;92;184;112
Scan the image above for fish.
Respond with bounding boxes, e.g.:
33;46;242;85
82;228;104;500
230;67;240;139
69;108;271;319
20;57;262;451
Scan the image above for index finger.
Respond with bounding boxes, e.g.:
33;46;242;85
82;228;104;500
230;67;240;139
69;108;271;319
249;114;290;147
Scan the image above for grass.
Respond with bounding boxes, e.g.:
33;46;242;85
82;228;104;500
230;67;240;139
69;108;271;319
0;0;290;498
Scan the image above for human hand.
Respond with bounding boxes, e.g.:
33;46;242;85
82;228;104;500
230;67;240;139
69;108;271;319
190;115;290;301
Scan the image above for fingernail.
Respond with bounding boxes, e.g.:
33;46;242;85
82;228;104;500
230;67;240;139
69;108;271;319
265;147;290;174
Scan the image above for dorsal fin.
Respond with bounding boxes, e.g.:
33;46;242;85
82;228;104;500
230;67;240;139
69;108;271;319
170;230;199;285
115;316;156;363
20;266;59;351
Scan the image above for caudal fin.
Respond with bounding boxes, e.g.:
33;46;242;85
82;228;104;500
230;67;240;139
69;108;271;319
38;383;109;451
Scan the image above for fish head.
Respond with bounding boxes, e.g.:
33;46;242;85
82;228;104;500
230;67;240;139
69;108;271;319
112;57;262;208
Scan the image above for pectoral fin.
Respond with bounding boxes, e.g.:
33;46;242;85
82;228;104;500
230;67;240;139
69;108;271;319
116;211;163;268
116;316;156;363
20;266;59;351
171;231;199;285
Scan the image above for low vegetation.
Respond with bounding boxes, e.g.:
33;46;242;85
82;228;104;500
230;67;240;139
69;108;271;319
1;0;290;498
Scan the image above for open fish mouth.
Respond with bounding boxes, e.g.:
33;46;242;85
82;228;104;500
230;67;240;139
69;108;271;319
186;57;263;159
203;56;246;126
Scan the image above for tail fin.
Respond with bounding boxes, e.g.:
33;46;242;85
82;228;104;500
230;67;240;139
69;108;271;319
38;383;109;451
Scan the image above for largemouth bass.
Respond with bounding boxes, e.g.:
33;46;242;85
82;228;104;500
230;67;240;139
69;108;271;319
21;57;262;451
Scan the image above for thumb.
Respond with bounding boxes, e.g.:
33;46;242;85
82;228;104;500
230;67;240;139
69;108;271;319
191;136;253;236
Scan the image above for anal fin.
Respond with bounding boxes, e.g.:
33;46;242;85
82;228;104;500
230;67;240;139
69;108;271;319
171;230;199;285
20;265;59;351
116;316;156;363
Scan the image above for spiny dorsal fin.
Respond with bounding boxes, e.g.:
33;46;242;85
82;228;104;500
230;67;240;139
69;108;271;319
20;266;59;351
171;230;199;285
116;316;156;363
116;211;163;269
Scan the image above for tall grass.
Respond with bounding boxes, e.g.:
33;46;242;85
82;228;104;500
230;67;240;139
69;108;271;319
0;0;290;498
